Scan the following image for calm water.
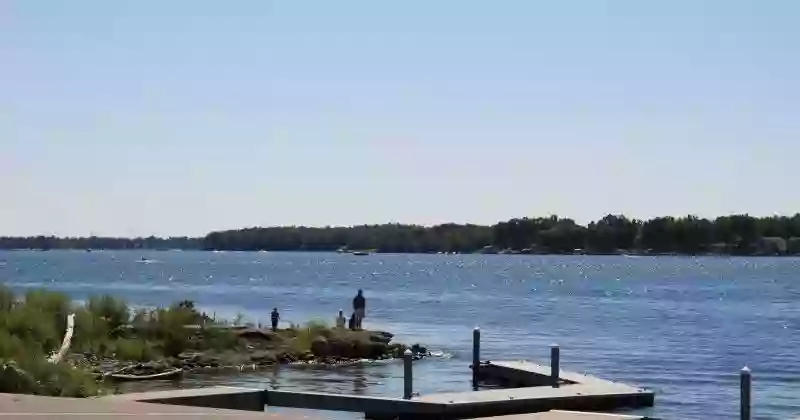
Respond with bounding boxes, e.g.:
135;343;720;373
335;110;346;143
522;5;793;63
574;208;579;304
1;251;798;419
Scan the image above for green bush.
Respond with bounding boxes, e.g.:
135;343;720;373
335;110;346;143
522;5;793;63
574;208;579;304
72;307;111;354
201;327;239;351
24;289;71;336
0;303;59;354
87;295;130;333
305;319;329;332
291;320;330;353
0;285;15;312
0;284;267;398
0;286;103;397
143;306;197;357
0;330;29;360
5;358;102;397
113;339;156;361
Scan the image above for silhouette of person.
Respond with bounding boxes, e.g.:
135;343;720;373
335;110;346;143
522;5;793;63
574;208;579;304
353;289;366;330
270;308;280;332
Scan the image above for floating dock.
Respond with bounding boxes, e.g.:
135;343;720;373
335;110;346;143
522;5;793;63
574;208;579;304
261;327;655;419
417;360;654;419
262;359;654;419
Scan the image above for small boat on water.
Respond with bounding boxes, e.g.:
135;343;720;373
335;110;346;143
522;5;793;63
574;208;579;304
106;367;183;382
351;251;370;256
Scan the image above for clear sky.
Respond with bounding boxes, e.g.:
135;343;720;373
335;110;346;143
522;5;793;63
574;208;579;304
3;1;799;237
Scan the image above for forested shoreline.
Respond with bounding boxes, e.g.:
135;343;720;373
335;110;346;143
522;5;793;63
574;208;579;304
3;214;800;256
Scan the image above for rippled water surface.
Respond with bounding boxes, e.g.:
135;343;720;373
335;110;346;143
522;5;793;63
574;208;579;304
1;251;798;419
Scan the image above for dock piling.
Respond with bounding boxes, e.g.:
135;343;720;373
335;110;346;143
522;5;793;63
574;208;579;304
403;349;413;400
740;366;751;420
472;327;481;387
550;344;560;388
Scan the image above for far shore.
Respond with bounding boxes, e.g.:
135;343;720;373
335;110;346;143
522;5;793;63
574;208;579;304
2;247;798;257
4;213;800;256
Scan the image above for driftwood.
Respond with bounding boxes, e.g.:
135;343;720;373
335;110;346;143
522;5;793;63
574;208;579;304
106;368;183;381
48;313;75;364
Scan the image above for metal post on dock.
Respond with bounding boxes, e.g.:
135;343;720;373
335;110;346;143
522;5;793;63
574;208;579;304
403;349;413;400
740;366;751;420
472;327;481;387
550;344;560;388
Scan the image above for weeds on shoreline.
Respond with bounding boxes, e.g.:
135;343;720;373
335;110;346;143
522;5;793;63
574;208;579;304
289;319;329;353
0;285;398;398
1;286;102;396
0;285;238;397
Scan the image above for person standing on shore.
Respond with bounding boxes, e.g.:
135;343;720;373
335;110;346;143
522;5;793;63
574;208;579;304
336;310;346;329
270;308;280;332
352;289;366;330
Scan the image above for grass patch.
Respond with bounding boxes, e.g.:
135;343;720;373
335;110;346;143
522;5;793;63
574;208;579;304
289;319;330;353
113;339;158;362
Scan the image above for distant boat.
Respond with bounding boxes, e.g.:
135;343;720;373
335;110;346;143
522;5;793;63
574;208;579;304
351;251;370;256
479;245;498;255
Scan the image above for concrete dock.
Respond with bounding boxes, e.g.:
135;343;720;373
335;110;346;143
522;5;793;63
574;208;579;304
0;392;648;420
0;391;281;419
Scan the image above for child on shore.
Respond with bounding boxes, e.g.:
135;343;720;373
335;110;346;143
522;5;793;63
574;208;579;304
336;310;346;329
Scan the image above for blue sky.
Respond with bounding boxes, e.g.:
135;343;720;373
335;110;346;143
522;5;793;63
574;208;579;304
3;1;799;236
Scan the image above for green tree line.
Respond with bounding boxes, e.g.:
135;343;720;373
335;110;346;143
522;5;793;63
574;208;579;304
0;236;201;251
3;214;800;255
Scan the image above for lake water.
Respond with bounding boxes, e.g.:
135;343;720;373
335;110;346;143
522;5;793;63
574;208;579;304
1;250;798;419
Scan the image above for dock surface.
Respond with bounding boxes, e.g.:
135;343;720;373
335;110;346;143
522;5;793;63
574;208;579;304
1;391;649;420
0;359;654;419
479;361;635;388
0;392;278;419
0;392;649;420
452;360;653;417
263;360;653;419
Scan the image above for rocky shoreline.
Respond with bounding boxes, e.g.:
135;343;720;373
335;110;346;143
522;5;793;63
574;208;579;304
69;326;428;379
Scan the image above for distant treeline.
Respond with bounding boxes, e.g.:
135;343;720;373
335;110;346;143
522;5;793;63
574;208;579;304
0;236;202;251
3;214;800;256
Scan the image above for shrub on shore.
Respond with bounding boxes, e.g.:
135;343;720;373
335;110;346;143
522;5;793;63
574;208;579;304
0;284;410;397
0;286;103;397
0;285;239;396
289;319;330;353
